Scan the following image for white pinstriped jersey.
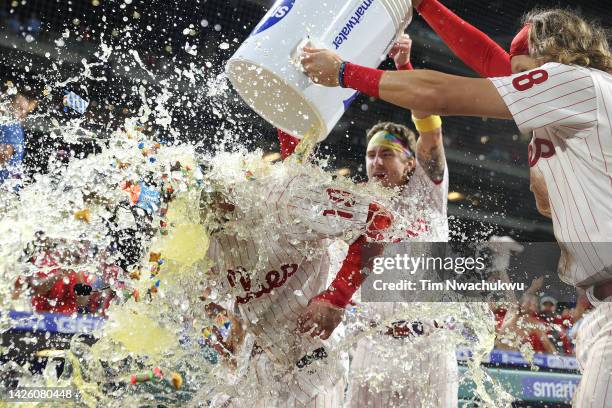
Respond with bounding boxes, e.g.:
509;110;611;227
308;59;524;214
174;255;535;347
364;161;449;315
395;160;449;242
491;62;612;288
347;162;457;408
206;172;382;403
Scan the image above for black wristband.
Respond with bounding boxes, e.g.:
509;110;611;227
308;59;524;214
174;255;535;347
338;61;347;88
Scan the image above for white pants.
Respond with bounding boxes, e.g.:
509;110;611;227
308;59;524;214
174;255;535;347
346;334;458;408
573;295;612;407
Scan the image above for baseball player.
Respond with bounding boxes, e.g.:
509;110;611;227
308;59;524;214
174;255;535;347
202;160;395;407
341;35;457;407
301;7;612;407
278;36;457;406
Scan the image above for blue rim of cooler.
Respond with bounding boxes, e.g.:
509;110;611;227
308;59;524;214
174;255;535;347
250;0;297;36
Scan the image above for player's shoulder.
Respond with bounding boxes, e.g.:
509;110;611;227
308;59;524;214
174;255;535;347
535;62;592;77
538;62;612;84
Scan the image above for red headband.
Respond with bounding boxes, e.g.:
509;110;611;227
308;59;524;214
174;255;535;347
509;24;531;58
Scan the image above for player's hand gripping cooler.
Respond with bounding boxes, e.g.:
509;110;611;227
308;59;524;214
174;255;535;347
226;0;413;142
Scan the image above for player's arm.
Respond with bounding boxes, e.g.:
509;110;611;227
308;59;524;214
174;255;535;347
415;117;445;183
302;51;598;132
378;69;510;119
301;48;510;118
298;235;366;339
413;0;512;77
391;35;446;183
297;203;391;339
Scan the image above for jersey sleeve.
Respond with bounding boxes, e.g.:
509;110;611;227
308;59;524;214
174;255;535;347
489;63;598;135
417;0;511;78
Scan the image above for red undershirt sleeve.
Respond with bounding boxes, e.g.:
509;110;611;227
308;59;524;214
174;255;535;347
417;0;512;77
277;129;299;159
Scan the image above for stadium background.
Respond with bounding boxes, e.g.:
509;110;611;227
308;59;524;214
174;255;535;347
1;0;610;406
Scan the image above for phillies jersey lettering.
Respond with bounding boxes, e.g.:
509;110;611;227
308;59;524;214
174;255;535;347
528;138;556;167
227;264;298;304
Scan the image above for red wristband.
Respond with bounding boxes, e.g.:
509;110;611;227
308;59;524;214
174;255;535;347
342;63;384;99
397;61;413;71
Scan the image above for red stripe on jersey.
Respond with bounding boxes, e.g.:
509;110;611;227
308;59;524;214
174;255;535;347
512;85;594;114
273;174;302;224
507;77;590;108
596;125;610;174
258;229;303;318
583;139;596;168
568;145;599;231
595;81;611;174
535;108;598;130
246;226;299;321
545;159;601;279
559;120;597;130
279;229;316;295
557;154;607;268
547;199;579;282
517;97;596;127
543;159;585;282
604;365;611;408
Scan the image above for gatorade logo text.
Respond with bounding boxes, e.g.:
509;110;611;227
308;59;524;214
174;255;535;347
251;0;296;36
333;0;375;50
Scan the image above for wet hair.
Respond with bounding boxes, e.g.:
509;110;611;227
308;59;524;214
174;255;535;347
365;121;417;159
525;8;612;74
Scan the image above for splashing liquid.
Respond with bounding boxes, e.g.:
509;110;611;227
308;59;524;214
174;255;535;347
0;29;517;408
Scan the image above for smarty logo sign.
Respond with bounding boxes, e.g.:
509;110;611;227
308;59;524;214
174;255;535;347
251;0;296;36
522;377;579;402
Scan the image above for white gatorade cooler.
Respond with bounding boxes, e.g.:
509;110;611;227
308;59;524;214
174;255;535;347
226;0;412;142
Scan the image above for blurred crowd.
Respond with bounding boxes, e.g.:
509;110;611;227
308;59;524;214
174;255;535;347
11;235;120;317
492;279;592;357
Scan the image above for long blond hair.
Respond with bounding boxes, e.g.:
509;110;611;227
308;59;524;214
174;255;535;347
525;8;612;74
